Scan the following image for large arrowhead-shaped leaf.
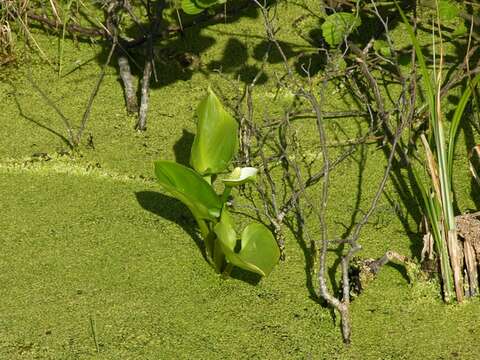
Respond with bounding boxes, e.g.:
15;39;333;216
190;88;239;175
214;210;280;277
321;12;361;47
154;161;222;220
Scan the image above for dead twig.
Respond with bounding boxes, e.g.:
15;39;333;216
76;42;116;145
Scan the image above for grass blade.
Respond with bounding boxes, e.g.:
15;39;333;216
447;73;480;181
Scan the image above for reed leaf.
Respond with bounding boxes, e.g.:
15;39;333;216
396;2;459;301
447;73;480;181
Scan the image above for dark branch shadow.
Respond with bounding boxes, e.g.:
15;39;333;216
10;82;73;149
283;210;333;320
284;212;318;302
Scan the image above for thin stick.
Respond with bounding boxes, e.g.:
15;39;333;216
75;42;116;145
89;314;100;353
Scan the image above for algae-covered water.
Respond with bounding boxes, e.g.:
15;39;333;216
1;2;480;358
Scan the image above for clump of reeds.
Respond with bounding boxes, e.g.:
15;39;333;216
398;3;480;302
0;1;16;64
0;0;32;64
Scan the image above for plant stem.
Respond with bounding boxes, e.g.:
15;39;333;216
221;186;232;205
222;263;234;278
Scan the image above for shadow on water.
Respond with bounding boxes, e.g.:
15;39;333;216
208;37;269;85
90;1;269;92
135;190;262;285
173;129;194;166
387;262;410;283
229;267;262;286
135;190;207;261
284;214;318;301
9;81;73;150
282;203;336;323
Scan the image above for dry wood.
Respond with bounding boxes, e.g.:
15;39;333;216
469;145;480;186
350;251;410;295
118;55;138;114
137;59;152;131
456;213;480;297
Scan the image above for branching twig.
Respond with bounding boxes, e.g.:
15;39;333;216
76;42;116;145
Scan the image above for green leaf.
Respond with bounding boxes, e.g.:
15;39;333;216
181;0;220;14
214;210;260;274
438;0;459;21
154;161;222;220
396;3;437;148
373;39;391;57
181;0;204;15
190;88;239;175
214;209;237;251
321;12;361;47
212;235;226;273
447;73;480;181
239;223;280;277
396;2;456;302
196;0;221;8
452;22;467;37
214;210;280;277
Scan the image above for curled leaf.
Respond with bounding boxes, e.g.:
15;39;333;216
214;210;280;277
181;0;203;14
222;167;258;186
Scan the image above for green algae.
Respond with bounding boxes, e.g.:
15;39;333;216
1;1;480;358
2;167;480;359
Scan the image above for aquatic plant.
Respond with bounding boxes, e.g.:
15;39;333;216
154;88;280;277
398;3;480;302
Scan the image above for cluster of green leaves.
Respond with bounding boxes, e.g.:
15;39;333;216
155;88;280;277
181;0;226;15
318;0;465;49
